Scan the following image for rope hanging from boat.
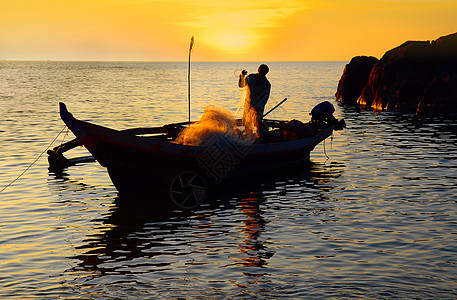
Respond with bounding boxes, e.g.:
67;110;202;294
323;138;329;160
60;126;69;147
0;125;67;194
323;133;334;160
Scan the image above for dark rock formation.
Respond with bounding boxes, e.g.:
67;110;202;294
335;56;378;105
417;75;457;115
336;32;457;116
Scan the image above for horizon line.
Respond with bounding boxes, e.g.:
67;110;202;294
1;59;350;63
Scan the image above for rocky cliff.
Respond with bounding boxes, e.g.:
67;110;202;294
336;32;457;116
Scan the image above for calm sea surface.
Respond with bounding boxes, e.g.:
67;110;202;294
0;61;456;299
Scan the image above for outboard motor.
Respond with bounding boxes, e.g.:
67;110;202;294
310;101;346;130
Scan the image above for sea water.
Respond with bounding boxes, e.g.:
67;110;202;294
0;61;456;298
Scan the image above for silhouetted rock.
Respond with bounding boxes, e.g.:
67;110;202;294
336;32;457;116
361;40;433;111
417;76;457;115
335;56;378;105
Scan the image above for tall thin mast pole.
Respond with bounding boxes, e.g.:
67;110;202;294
188;36;194;125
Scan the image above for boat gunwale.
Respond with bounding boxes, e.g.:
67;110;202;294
59;102;333;158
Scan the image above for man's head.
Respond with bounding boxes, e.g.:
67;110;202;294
258;64;269;76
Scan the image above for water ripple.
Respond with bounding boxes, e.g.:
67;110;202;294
1;62;456;298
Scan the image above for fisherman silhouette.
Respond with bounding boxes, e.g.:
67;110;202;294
238;64;271;139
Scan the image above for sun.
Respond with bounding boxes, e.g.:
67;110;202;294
189;11;262;56
211;31;257;54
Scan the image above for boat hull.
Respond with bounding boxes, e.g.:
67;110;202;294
58;102;333;196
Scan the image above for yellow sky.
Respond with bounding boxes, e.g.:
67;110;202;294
1;0;456;61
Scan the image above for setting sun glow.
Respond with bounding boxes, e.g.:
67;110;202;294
211;32;254;54
1;0;456;61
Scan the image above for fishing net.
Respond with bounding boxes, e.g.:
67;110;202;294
175;106;256;146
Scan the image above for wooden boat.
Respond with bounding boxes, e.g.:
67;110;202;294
49;102;344;209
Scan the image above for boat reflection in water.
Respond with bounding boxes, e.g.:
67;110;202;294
50;160;342;298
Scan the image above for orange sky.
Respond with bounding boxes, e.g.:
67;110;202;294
1;0;456;61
